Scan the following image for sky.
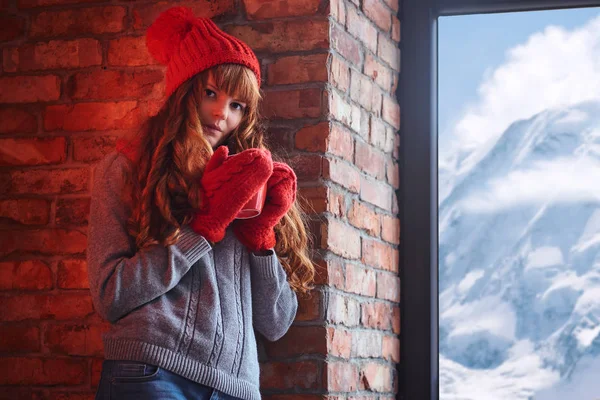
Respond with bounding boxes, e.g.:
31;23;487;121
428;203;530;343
438;6;600;162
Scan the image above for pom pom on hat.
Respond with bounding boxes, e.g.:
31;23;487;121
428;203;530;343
145;6;262;97
146;7;196;65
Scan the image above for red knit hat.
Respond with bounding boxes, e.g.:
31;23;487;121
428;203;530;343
146;7;261;98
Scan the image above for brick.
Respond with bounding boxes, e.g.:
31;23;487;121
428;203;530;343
44;322;107;356
392;16;400;42
382;335;400;363
392;305;400;334
313;257;344;289
262;88;322;119
328;188;347;218
296;290;321;321
0;293;94;322
360;175;392;211
331;24;361;65
370;116;387;151
381;214;400;244
0;229;88;258
4;39;101;72
0;199;50;225
132;1;235;30
260;361;321;390
326;291;360;326
352;330;382;358
348;201;379;237
295;121;329;152
47;393;95;400
371;86;383;117
325;361;360;391
0;137;66;166
0;75;60;103
362;237;396;271
386;125;397;153
57;259;88;289
2;168;89;195
245;0;321;19
108;36;157;67
44;102;143;131
0;14;25;41
56;198;90;227
329;123;354;162
378;33;400;72
327;326;351;358
345;263;376;297
72;135;118;163
91;358;103;387
363;0;391;32
351;102;364;134
69;69;164;100
330;54;350;92
323;157;360;193
364;54;393;92
383;0;399;12
0;107;37;134
324;218;361;259
29;6;126;37
0;388;45;400
18;0;103;7
264;326;327;358
0;357;86;385
0;260;53;290
350;69;375;112
330;0;346;25
225;19;329;53
329;90;352;128
382;95;400;130
361;301;392;330
298;186;327;214
355;141;386;179
0;325;40;352
347;6;378;54
386;158;399;189
289;154;323;181
360;362;393;392
268;53;327;85
376;271;400;302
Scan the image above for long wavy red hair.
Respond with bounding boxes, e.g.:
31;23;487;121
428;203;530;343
120;64;315;294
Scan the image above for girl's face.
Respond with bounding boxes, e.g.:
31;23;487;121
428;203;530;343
199;74;248;149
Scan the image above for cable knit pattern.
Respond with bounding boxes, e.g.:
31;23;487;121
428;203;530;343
190;146;273;243
87;151;298;400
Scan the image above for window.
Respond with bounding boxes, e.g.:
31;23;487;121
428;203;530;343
400;1;600;399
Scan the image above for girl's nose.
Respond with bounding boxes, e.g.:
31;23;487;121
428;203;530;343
213;102;228;121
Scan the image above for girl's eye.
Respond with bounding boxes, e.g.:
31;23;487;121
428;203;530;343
204;89;215;97
232;102;245;111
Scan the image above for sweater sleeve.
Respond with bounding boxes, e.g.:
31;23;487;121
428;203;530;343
249;250;298;341
86;152;212;323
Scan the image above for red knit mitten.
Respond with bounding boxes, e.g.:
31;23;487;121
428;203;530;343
190;146;273;242
233;161;297;251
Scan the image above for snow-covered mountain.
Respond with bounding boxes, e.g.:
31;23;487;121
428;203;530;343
439;101;600;399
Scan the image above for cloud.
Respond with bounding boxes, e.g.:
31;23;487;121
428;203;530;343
447;14;600;158
460;156;600;213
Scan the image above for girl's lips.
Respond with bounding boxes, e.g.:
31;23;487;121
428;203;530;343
203;125;221;135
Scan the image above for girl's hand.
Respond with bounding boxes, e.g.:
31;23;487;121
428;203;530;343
189;146;273;242
233;161;297;251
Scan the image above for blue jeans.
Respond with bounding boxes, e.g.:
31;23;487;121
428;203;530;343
95;360;243;400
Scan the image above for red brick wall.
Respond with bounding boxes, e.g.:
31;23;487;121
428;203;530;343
0;0;401;398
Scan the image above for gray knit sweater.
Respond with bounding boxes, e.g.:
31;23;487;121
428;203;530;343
86;151;298;400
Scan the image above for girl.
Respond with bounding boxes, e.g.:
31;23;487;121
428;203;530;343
87;7;315;400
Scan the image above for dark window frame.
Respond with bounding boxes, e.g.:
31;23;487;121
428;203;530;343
398;1;600;399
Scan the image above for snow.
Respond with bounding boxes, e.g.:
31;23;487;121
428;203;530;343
439;101;600;399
